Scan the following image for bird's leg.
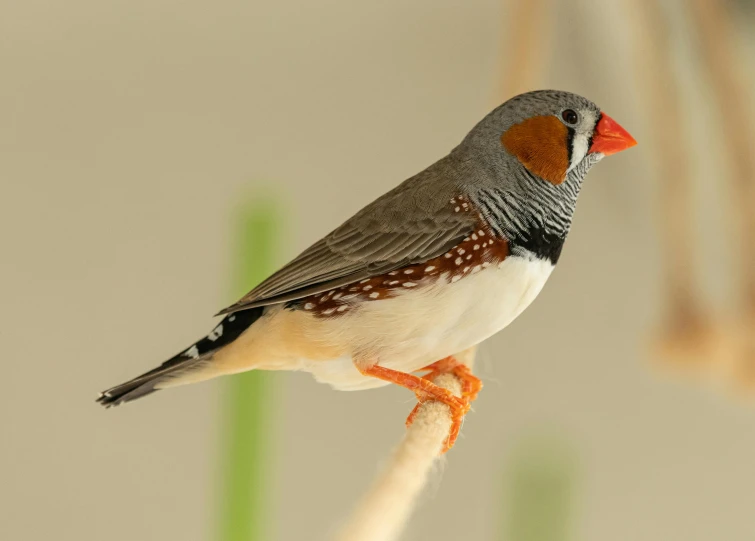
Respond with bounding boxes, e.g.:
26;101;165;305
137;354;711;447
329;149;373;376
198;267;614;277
357;358;480;453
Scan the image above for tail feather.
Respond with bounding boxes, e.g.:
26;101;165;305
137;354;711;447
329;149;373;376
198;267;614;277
97;307;264;407
96;356;205;407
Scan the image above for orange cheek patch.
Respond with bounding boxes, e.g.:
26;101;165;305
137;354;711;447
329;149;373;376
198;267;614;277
501;115;570;185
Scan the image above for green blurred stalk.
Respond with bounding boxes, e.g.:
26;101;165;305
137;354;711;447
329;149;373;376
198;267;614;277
218;200;280;541
501;438;577;541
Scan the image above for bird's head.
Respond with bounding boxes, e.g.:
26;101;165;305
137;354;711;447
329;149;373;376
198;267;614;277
459;89;636;186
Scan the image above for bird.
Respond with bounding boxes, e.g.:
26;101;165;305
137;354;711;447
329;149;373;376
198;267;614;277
98;89;636;452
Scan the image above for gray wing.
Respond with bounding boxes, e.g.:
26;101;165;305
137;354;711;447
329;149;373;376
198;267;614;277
217;166;475;315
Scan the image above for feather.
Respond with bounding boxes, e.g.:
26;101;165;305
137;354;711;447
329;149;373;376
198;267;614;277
217;159;477;315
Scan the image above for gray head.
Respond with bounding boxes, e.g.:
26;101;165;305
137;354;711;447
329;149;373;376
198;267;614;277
459;90;635;185
452;89;637;257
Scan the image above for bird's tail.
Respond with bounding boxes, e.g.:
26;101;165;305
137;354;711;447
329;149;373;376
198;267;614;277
97;307;264;407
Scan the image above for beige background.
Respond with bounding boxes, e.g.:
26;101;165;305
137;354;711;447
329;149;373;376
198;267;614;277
2;0;754;539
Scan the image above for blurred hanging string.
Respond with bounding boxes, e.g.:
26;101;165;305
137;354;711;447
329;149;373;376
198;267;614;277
499;0;549;99
628;0;729;376
689;0;755;389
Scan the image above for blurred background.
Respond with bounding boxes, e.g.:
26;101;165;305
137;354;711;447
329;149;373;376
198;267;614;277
2;0;755;539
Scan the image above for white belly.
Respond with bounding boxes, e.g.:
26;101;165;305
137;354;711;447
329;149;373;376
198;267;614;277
303;254;554;390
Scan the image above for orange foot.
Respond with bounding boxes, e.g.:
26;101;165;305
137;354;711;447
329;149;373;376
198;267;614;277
407;357;482;451
358;357;482;454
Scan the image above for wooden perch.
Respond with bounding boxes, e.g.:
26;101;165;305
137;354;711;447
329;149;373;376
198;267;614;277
335;353;475;541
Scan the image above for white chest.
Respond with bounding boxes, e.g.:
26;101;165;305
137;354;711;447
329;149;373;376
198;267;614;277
445;255;554;345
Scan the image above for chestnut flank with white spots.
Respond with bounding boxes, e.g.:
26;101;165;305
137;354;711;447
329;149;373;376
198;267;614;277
294;209;509;318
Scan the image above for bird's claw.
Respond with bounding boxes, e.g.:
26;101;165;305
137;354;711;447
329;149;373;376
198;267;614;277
405;357;483;453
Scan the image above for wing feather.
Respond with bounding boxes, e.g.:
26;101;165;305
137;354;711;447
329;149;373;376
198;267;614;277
217;159;476;315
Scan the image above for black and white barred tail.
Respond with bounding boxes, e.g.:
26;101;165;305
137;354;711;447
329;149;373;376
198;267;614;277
96;307;264;407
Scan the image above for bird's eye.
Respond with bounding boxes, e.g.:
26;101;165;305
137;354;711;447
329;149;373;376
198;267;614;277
561;109;579;125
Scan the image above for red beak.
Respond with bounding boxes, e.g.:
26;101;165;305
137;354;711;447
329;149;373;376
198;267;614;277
589;113;637;156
